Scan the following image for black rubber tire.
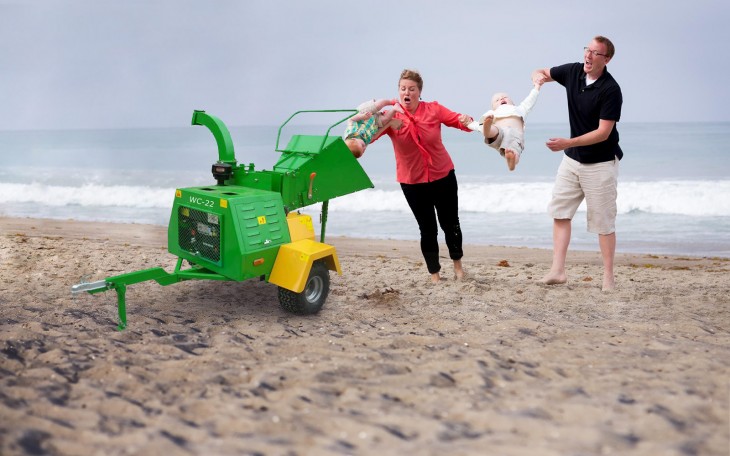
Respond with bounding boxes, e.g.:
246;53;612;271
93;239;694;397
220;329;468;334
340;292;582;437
278;260;330;315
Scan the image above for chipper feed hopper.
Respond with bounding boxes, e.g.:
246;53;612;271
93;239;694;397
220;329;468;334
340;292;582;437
72;109;372;330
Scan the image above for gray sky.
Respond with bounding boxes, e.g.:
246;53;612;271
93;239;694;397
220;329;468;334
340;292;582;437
2;0;729;130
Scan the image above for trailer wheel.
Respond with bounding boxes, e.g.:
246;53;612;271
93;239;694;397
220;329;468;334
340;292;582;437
278;260;330;315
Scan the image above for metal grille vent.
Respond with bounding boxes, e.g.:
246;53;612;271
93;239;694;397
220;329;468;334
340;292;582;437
178;206;221;263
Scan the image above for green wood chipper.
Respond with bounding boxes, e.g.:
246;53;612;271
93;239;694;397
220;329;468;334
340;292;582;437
72;109;371;330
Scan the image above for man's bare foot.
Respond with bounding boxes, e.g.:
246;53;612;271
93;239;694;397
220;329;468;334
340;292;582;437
504;149;517;171
602;274;615;291
431;272;441;284
539;271;567;285
454;260;465;280
482;114;495;142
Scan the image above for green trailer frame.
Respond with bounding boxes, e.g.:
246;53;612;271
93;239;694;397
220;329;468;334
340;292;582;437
72;109;372;330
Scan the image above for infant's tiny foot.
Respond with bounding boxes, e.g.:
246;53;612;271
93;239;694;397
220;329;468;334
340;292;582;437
505;150;517;171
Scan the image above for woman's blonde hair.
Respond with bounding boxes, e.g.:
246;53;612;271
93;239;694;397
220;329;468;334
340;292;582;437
399;69;423;91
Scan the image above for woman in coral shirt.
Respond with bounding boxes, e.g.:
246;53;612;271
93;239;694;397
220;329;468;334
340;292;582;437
373;69;474;283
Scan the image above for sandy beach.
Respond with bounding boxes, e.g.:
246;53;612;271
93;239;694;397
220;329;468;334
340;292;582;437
1;216;728;455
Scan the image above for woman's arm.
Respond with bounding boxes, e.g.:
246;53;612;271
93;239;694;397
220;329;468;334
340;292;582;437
436;102;473;132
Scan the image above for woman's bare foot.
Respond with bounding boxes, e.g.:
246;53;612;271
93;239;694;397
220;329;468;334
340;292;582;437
504;148;517;171
453;260;465;280
539;270;567;285
431;272;441;284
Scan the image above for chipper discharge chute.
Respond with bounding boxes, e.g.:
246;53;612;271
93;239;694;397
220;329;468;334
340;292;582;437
72;109;371;330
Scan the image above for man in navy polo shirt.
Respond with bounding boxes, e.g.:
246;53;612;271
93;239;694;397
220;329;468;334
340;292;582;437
532;36;623;291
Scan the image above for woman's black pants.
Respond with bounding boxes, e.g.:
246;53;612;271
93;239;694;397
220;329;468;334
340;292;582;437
400;170;464;274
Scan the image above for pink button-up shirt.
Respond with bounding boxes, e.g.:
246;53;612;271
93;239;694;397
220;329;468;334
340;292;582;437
373;100;471;184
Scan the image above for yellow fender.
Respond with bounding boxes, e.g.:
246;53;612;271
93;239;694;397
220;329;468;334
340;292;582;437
269;239;342;293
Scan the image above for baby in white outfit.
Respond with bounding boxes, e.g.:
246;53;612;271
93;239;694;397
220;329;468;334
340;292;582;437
468;81;542;171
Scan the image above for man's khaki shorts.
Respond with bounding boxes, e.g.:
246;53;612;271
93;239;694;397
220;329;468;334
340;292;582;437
548;155;619;235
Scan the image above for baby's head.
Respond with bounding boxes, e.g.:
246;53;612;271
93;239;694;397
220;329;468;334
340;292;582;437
491;92;514;110
345;138;366;159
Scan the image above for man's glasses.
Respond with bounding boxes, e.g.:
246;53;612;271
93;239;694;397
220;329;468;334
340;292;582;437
584;47;608;58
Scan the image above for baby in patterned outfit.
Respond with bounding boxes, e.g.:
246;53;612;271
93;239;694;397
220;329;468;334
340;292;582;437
344;98;401;158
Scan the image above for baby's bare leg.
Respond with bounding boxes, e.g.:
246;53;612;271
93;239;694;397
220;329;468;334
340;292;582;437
503;129;524;171
504;149;517;171
482;114;498;141
382;118;402;131
380;110;402;132
380;109;396;124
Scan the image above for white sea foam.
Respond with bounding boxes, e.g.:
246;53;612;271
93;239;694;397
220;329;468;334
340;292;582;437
332;180;730;217
0;183;174;208
3;180;729;217
618;181;730;216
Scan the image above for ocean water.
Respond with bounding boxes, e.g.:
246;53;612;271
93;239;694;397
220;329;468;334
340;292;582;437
1;121;729;258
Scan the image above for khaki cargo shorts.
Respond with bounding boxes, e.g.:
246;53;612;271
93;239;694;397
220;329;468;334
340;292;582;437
548;155;619;235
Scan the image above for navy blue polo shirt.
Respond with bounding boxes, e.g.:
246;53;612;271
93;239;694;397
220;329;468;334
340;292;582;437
550;62;623;163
